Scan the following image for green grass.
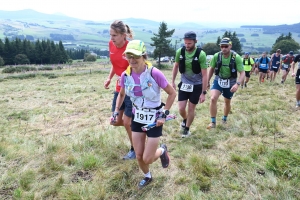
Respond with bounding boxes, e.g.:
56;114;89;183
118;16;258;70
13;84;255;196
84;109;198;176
0;62;300;199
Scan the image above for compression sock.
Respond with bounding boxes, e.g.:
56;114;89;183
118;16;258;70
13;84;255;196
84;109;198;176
211;117;216;123
222;116;228;121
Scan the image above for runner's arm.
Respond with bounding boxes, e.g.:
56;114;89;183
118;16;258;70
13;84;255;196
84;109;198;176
172;62;179;89
114;87;126;113
207;66;214;84
201;68;208;92
162;83;176;111
104;67;116;89
269;54;274;69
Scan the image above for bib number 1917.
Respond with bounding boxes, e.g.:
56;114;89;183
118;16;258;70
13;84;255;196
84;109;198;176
134;109;156;124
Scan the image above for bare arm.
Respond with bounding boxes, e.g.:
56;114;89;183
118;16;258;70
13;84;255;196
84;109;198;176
156;83;176;126
172;62;179;90
230;70;245;93
114;87;126;113
199;68;208;103
207;66;214;84
104;66;116;89
162;83;177;111
269;54;274;69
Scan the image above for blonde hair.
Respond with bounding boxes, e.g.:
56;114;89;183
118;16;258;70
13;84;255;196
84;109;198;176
110;20;134;40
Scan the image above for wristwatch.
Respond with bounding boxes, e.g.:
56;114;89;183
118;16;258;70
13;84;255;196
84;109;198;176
236;82;241;85
202;91;207;95
163;110;170;115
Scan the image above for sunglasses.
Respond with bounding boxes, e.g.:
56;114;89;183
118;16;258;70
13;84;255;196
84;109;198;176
220;45;229;49
125;54;142;60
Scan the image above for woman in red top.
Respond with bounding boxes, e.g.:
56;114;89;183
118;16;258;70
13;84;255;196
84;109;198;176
104;20;136;160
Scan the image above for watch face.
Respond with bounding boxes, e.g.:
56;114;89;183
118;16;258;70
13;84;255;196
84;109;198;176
164;110;170;115
203;91;207;94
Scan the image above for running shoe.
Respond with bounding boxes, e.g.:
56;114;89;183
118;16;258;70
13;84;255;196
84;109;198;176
138;177;152;189
181;129;191;138
207;122;216;129
160;144;170;168
123;149;136;160
222;119;227;124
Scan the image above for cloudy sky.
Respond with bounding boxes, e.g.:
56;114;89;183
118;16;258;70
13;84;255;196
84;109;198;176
1;0;299;26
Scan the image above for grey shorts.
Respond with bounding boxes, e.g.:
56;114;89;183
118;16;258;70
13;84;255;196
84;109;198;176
111;92;132;118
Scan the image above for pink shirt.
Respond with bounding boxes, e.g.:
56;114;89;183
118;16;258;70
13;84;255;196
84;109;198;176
120;67;168;96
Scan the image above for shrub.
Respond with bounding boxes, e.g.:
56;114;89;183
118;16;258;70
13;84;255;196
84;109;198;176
38;66;53;71
2;66;37;73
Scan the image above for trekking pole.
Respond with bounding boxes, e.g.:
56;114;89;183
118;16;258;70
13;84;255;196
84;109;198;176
141;114;176;132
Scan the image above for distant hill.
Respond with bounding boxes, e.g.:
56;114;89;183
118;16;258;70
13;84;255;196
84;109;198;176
0;9;299;54
241;23;300;34
0;9;82;21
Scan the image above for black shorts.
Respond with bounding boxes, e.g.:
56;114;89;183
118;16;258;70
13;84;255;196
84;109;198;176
270;66;279;72
282;67;290;72
112;92;132;117
245;71;251;78
259;68;268;73
178;82;202;105
131;115;163;138
296;69;300;84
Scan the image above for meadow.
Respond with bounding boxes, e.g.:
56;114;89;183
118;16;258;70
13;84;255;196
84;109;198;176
0;62;299;199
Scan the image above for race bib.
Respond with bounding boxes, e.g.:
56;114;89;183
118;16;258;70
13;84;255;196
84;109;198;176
272;66;277;69
180;83;194;92
134;109;156;124
283;64;289;68
261;64;266;67
218;78;230;88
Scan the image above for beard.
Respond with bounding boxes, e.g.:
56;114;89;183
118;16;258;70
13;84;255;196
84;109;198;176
186;44;196;52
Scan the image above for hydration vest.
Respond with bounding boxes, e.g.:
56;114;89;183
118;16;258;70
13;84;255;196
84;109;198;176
259;57;270;64
283;56;294;64
243;57;251;65
214;51;237;79
124;62;161;108
179;46;202;74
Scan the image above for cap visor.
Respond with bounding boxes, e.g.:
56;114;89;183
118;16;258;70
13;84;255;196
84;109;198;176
123;49;143;56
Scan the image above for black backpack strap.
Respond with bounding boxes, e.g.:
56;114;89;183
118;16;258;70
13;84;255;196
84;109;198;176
229;51;237;78
179;46;186;73
191;47;202;74
214;51;222;76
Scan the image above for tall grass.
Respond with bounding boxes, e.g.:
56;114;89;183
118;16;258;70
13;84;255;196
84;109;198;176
0;63;299;199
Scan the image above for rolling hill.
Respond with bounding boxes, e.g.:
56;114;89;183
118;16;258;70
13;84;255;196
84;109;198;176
0;9;299;53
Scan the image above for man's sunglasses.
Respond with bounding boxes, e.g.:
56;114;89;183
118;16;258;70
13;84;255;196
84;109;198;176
125;54;142;60
220;45;229;49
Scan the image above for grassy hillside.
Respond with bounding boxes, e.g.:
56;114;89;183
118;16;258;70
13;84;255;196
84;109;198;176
0;63;299;199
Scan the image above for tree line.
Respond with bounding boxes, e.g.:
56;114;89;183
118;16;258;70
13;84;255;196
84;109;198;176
0;37;69;65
